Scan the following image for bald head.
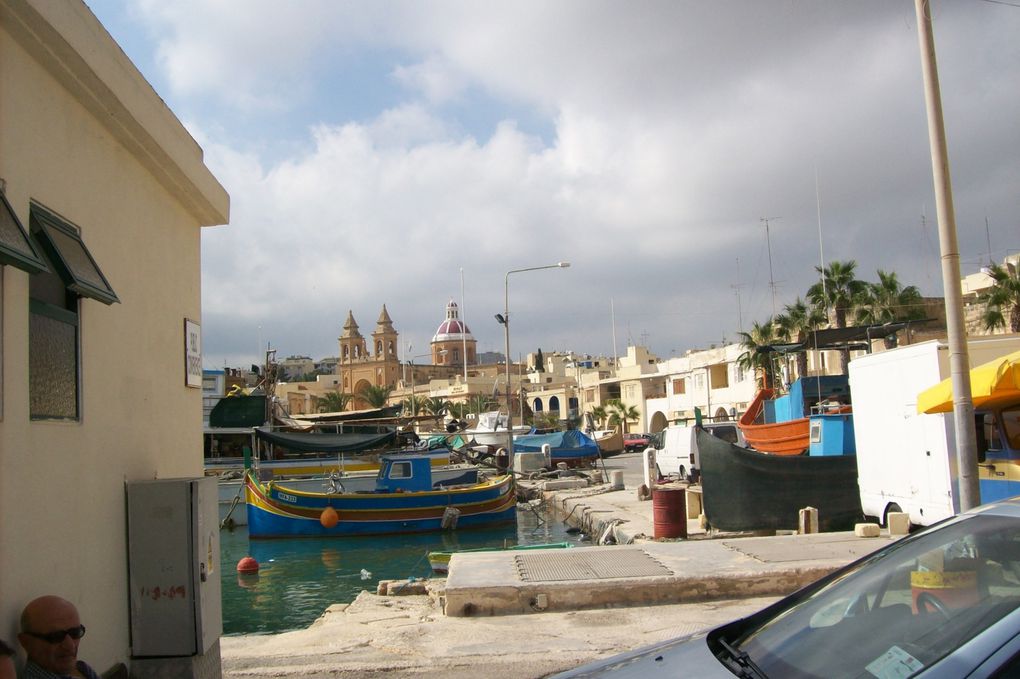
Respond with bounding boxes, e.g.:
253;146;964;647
20;596;77;631
18;596;84;675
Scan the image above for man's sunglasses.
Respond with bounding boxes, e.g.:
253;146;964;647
25;625;86;644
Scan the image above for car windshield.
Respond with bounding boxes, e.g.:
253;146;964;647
732;512;1020;679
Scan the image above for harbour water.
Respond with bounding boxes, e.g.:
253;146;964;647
219;500;576;635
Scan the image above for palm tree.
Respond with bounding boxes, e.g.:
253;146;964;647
464;394;496;417
590;405;608;429
855;270;923;323
422;397;450;417
316;390;352;413
606;398;640;434
358;384;394;408
737;318;780;390
534;412;560;430
774;298;825;381
402;395;423;416
978;262;1020;333
807;260;867;328
807;260;867;372
856;270;925;347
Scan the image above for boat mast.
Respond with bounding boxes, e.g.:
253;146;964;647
460;268;468;381
761;217;779;318
732;258;744;334
610;298;619;368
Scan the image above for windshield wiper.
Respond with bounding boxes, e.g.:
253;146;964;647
717;638;769;679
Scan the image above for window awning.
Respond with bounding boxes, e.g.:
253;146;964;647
0;192;48;274
30;204;119;305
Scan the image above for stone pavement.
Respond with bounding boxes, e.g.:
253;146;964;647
221;593;780;678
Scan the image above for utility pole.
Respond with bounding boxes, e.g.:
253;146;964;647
915;0;978;511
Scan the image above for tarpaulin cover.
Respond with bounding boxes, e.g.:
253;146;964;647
514;429;598;454
697;428;862;532
254;428;396;453
209;395;266;428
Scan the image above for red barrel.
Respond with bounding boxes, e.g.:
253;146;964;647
652;486;688;539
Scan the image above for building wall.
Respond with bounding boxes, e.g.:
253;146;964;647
646;343;757;430
0;0;227;670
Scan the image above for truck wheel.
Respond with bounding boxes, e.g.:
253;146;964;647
884;503;903;528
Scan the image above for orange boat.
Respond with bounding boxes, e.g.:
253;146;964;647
738;389;811;455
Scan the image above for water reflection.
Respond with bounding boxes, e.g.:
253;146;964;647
220;501;575;634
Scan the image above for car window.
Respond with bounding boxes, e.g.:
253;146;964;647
708;425;738;444
733;513;1020;679
1003;407;1020;451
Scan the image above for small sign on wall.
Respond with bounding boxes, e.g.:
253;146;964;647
185;318;202;388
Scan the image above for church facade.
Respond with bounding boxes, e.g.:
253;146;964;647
335;301;477;402
337;305;402;398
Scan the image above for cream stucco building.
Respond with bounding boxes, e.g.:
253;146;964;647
1;0;228;674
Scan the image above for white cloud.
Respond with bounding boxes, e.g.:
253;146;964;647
94;1;1020;366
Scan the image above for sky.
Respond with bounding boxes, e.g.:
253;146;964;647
83;0;1020;369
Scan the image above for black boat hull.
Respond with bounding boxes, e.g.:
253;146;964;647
696;429;862;532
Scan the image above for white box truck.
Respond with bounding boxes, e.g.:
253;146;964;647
849;337;1020;527
651;420;746;482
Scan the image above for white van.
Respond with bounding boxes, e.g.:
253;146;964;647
651;421;746;482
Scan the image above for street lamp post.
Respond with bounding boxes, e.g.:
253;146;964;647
495;262;570;455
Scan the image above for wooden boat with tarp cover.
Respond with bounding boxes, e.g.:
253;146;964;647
697;428;862;533
513;429;600;465
245;454;517;538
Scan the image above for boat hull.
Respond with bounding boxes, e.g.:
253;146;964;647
218;464;480;528
697;429;862;532
738;388;810;454
244;472;517;538
738;418;810;455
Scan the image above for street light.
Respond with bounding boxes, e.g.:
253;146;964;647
497;261;571;454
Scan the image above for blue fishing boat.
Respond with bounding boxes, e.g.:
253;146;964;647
245;454;517;538
513;429;599;465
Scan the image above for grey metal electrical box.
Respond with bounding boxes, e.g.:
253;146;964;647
126;476;222;657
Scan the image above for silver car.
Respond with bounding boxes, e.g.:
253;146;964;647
555;498;1020;677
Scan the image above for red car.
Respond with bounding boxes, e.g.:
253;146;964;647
622;433;650;452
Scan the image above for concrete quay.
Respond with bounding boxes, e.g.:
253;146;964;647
221;451;898;677
441;466;896;616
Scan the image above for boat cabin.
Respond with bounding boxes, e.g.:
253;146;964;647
767;375;851;423
374;455;480;493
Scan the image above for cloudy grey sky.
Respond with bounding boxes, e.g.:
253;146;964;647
85;0;1019;368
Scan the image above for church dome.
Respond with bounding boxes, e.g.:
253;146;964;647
432;300;473;342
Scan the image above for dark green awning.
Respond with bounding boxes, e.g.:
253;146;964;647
209;395;266;428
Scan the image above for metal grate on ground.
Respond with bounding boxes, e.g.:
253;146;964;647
514;548;674;582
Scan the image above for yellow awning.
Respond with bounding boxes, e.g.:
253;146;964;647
917;349;1020;414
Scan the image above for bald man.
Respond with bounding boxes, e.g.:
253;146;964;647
17;596;99;679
